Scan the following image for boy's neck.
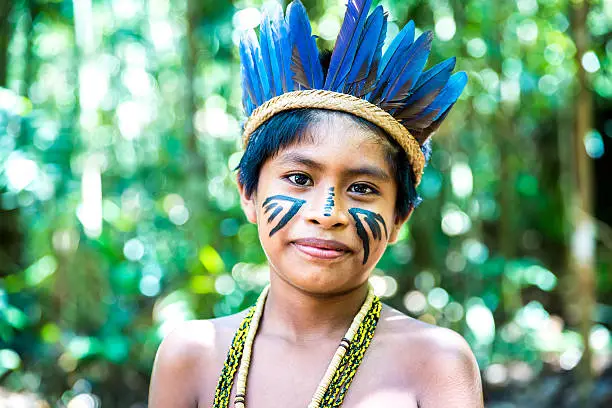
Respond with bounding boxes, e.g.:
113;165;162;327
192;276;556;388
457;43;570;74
260;274;370;344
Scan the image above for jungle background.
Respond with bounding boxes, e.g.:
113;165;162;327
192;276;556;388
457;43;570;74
0;0;611;406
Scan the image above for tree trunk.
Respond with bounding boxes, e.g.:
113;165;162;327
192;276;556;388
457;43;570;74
0;1;12;86
567;0;596;401
185;0;200;153
488;1;521;319
0;1;20;277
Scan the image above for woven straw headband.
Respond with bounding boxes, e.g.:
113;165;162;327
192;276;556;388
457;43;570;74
242;90;426;186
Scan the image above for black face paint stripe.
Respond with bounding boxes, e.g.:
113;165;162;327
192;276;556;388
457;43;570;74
262;195;306;237
267;206;283;223
350;211;371;265
323;187;335;216
365;215;384;240
264;202;278;213
348;208;388;265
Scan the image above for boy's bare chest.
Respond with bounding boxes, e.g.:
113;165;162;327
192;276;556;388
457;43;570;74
197;335;419;408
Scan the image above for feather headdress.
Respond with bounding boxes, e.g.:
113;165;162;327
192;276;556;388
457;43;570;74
239;0;467;186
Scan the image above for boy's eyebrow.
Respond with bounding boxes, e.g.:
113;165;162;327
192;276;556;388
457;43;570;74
277;152;391;182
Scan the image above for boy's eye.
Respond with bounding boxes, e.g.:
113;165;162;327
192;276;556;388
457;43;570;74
285;175;378;195
286;173;312;186
350;183;378;195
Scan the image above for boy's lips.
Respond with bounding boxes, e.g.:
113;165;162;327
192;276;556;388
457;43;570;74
291;238;352;260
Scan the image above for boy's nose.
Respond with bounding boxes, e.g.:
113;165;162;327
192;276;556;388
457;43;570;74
303;186;349;229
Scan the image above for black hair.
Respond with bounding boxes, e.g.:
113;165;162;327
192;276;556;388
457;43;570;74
235;108;423;220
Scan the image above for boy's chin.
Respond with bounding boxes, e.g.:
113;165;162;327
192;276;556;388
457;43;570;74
272;265;368;298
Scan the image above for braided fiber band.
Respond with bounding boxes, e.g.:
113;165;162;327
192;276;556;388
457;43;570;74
242;90;426;186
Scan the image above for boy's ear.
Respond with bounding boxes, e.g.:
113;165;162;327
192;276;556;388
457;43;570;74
388;205;415;244
236;173;258;224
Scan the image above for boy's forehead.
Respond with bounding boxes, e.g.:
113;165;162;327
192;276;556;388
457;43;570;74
295;117;388;150
306;113;381;139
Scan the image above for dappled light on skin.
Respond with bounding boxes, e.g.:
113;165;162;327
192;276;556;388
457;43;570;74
355;389;419;407
384;315;409;323
195;320;217;349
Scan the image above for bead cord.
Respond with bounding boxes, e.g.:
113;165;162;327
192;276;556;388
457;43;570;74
320;301;380;405
213;307;257;408
213;285;381;408
322;300;381;407
233;285;270;407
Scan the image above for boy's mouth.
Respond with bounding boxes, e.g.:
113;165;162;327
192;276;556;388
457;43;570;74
291;238;352;260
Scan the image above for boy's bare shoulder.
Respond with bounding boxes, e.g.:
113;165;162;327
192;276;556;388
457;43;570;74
159;309;249;363
377;304;475;358
149;310;249;407
374;304;484;406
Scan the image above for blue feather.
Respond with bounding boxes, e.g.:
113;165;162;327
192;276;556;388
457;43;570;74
241;65;256;115
395;57;456;118
363;9;388;96
240;29;271;106
381;31;432;104
399;71;467;143
287;0;323;89
373;15;388;68
378;20;415;76
345;5;386;95
239;31;261;113
367;22;420;103
253;32;272;102
414;56;456;90
269;2;294;93
324;0;374;91
420;71;467;121
421;138;432;163
407;100;456;144
260;10;283;97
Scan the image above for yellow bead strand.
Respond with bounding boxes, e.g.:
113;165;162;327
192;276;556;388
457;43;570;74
307;289;375;408
234;285;270;408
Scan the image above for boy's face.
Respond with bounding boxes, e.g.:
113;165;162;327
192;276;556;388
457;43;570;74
238;113;413;296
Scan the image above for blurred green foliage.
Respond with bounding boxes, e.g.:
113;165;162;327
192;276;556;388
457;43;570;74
0;0;611;406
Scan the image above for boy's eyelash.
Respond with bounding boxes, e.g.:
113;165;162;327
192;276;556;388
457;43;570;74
285;173;312;186
284;173;379;195
351;183;379;195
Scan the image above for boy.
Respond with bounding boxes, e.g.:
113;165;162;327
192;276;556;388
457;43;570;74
149;1;483;407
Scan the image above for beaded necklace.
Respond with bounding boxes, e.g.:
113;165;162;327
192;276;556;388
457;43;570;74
213;285;382;408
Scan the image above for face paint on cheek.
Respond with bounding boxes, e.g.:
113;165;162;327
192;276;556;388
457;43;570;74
348;208;389;265
262;195;306;237
323;187;335;216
